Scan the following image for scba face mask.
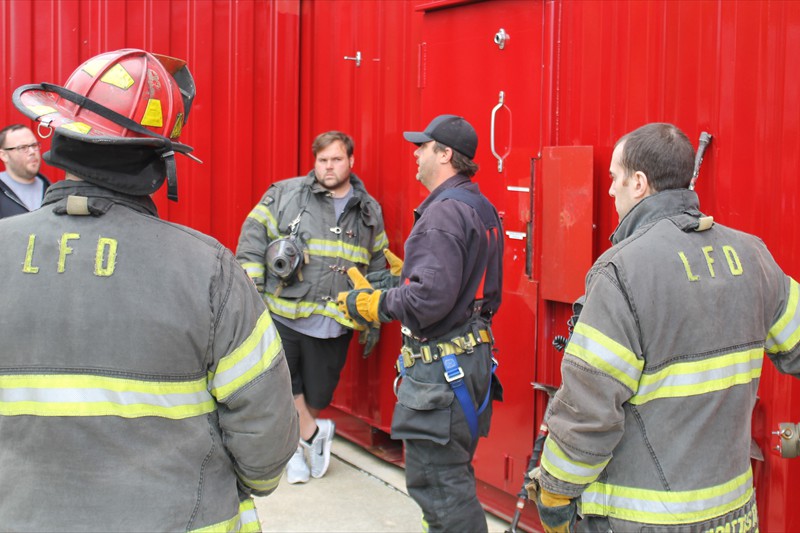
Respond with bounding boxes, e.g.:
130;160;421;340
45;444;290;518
265;236;305;283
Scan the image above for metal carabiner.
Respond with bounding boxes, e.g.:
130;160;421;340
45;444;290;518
37;120;54;139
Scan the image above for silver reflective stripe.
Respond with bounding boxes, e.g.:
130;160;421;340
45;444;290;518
633;348;763;403
766;278;800;354
541;437;609;485
0;374;213;419
210;310;282;401
581;469;753;524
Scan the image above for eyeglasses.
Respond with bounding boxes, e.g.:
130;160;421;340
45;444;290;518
1;142;41;153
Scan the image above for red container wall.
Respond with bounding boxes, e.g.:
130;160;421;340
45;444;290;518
0;0;301;251
550;4;800;530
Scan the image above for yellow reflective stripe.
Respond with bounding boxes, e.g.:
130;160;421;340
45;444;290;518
238;498;261;533
190;499;260;532
567;323;643;392
191;514;238;533
540;437;610;485
581;468;753;525
631;348;763;405
240;262;265;278
210;310;282;402
767;278;800;354
240;472;282;492
372;230;389;254
306;238;371;264
0;374;213;419
265;294;353;327
247;205;280;240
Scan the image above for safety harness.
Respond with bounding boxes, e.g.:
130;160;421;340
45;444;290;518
395;187;502;442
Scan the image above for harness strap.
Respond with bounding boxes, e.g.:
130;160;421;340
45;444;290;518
442;353;497;441
394;349;497;443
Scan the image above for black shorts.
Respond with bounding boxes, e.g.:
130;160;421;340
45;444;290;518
274;320;353;410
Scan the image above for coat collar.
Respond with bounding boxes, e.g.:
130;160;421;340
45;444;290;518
610;189;704;245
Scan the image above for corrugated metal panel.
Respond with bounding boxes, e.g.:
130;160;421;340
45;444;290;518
553;2;800;531
1;0;300;251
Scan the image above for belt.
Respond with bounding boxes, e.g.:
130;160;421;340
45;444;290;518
396;325;493;372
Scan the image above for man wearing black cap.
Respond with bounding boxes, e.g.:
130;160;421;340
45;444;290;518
338;114;504;532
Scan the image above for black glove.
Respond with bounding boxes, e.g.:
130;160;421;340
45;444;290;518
358;324;380;358
525;468;578;533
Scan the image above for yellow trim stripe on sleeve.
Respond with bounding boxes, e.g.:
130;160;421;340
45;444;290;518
0;374;213;419
631;348;763;405
191;498;260;533
372;230;389;254
240;472;282;492
240;262;265;279
766;278;800;354
566;322;643;392
581;468;753;525
540;436;610;485
247;204;280;240
210;309;282;402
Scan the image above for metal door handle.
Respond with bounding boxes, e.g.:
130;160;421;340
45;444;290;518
490;91;512;172
344;51;362;67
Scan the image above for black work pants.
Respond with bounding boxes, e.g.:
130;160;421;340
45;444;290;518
391;343;498;533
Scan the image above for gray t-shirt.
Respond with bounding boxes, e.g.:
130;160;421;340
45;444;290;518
0;171;44;211
279;186;355;339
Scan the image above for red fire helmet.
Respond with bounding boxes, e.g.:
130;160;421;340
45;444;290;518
13;48;194;145
12;49;198;200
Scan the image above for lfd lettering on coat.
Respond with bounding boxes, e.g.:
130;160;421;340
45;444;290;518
22;233;118;277
679;245;743;281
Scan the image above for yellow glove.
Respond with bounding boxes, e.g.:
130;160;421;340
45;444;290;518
366;248;404;289
385;248;404;276
337;268;384;325
525;468;578;533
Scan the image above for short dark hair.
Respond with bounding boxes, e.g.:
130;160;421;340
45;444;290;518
433;141;479;178
616;123;694;191
312;131;354;157
0;124;29;148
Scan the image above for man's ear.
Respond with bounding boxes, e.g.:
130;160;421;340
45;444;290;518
632;171;652;199
438;146;453;165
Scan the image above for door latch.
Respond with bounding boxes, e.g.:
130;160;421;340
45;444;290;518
344;51;362;67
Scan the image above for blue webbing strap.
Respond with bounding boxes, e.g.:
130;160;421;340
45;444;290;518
442;353;496;441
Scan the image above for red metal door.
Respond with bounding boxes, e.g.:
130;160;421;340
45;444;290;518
414;0;545;518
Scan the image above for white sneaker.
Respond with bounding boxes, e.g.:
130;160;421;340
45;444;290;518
285;445;310;484
308;419;335;478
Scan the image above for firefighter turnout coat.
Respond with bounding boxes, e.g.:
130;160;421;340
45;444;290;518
0;181;299;532
539;189;800;530
236;171;388;328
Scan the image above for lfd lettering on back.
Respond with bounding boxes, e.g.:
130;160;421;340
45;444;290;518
22;233;118;277
702;502;758;533
678;245;743;282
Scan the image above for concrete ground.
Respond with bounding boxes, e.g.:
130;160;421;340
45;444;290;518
255;437;510;533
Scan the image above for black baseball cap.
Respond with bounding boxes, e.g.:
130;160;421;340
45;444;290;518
403;114;477;159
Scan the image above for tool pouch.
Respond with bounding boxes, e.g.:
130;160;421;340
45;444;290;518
390;374;454;445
